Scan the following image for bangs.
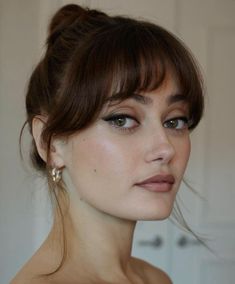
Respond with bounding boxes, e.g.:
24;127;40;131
102;22;168;97
86;20;204;128
54;18;203;135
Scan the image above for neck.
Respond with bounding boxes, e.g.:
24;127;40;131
47;191;137;282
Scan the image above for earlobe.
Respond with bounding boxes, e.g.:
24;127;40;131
50;139;66;169
32;116;65;168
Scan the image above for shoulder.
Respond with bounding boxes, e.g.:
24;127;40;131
10;253;55;284
10;274;43;284
10;272;54;284
10;267;50;284
10;238;62;284
131;257;173;284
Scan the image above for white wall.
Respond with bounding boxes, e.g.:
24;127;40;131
1;1;235;284
0;1;176;282
0;1;41;283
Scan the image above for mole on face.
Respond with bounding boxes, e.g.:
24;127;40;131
93;169;97;173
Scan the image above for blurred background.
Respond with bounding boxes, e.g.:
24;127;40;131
0;0;235;283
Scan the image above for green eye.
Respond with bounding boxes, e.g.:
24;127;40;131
102;114;139;132
114;117;127;127
165;120;178;128
164;117;189;130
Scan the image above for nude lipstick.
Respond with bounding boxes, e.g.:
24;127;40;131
135;174;175;192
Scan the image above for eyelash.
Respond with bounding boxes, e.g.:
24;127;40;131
102;114;189;133
102;114;139;133
163;117;189;132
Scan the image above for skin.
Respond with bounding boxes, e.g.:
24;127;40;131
11;74;190;284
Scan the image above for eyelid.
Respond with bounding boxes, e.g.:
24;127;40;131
102;113;136;121
102;113;140;133
166;104;190;116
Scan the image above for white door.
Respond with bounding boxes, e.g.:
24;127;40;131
133;1;235;283
168;1;235;283
35;1;235;283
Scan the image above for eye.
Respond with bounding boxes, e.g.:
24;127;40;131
102;114;139;131
163;117;189;130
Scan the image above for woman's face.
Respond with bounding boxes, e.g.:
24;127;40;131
62;74;191;221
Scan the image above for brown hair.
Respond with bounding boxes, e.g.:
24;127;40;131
22;3;204;276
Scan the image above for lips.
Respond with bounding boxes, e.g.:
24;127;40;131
135;174;175;192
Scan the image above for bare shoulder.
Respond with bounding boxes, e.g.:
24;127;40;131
131;257;173;284
10;265;51;284
10;272;45;284
10;236;63;284
10;249;56;284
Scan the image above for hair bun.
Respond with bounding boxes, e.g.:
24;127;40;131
47;4;90;47
47;4;107;47
49;4;88;34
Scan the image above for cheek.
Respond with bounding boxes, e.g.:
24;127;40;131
184;137;191;164
63;134;138;213
66;134;135;187
174;136;191;175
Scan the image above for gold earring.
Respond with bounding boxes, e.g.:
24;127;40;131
51;167;62;183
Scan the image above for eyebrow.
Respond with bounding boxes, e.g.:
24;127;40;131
106;93;187;106
106;93;152;105
167;93;187;105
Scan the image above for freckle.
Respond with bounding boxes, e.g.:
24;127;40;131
93;169;97;173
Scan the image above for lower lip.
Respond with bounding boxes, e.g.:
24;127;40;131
136;182;174;192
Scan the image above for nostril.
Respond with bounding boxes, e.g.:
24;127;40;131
145;141;175;164
153;156;163;161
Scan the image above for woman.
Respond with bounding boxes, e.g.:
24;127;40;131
12;4;203;284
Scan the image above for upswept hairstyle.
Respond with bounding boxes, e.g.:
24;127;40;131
21;3;204;276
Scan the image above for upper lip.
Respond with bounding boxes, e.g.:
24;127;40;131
136;174;175;185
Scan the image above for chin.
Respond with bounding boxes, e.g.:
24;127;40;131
139;196;176;221
119;201;175;222
138;207;173;221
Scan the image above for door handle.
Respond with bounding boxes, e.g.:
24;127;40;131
177;235;201;248
138;235;163;248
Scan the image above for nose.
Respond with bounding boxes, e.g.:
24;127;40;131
144;126;175;165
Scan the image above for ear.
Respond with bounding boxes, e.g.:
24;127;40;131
32;116;65;168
